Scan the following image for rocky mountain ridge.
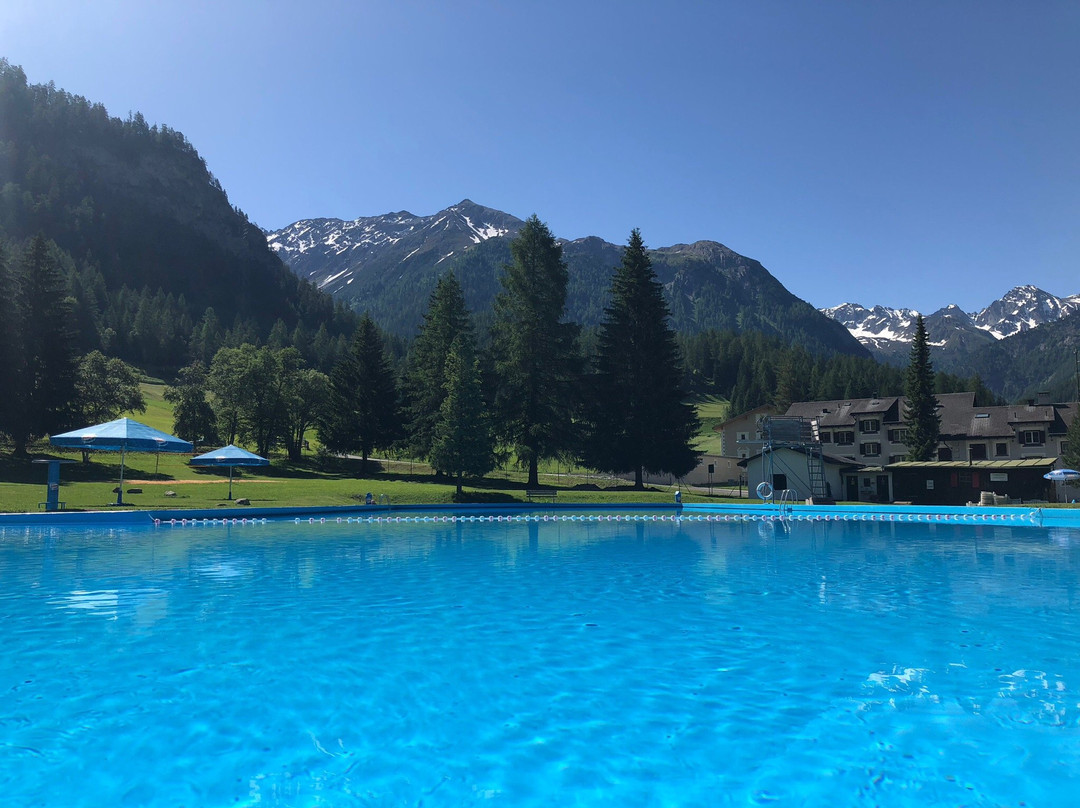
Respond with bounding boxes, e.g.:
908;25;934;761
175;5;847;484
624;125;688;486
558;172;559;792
267;202;867;357
822;285;1080;365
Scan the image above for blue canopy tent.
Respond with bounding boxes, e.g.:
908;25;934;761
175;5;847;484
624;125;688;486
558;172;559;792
50;417;194;505
189;444;269;500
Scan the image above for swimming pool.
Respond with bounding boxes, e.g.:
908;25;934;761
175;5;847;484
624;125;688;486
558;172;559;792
3;508;1079;805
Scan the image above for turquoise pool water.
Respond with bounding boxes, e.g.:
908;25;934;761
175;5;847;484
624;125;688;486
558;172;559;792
2;511;1079;805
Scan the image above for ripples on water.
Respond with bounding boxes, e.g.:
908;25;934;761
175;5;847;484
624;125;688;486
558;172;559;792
1;516;1078;806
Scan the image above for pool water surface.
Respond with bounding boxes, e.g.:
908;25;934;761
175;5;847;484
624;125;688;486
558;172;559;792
2;513;1079;806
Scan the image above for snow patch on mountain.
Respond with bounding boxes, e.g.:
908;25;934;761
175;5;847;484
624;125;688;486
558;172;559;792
822;285;1080;358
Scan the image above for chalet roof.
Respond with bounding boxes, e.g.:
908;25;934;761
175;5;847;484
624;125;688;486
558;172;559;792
737;445;865;469
886;458;1055;470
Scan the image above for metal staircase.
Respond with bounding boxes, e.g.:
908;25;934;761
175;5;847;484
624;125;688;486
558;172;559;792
761;416;829;501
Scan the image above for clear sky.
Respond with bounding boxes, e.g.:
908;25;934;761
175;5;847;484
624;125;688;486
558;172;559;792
2;0;1077;313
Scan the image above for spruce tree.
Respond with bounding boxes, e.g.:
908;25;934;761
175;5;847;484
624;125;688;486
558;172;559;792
0;241;15;442
429;335;495;496
318;314;401;471
403;272;474;460
490;215;581;487
9;235;78;454
586;229;699;488
903;314;940;461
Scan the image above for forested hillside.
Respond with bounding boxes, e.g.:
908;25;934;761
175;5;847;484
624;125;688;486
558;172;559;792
0;59;354;375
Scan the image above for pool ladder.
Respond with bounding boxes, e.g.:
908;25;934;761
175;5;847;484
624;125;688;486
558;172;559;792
378;493;391;509
776;488;798;518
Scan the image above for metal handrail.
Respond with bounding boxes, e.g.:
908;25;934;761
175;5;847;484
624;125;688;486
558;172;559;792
378;493;391;509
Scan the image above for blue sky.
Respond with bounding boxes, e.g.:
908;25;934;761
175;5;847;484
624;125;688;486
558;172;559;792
2;0;1077;313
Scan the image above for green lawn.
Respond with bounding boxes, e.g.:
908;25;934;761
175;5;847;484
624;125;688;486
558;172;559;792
0;387;745;514
0;449;738;513
690;395;729;456
136;381;175;433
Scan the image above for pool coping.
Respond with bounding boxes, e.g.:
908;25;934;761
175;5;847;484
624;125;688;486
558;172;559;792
3;501;1080;528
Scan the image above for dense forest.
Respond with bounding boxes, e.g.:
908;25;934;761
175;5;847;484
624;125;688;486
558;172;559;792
0;59;357;377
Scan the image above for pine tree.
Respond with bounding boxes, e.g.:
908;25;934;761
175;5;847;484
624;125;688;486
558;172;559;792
403;272;474;460
318;314;401;471
9;235;78;454
904;314;940;461
0;241;16;442
585;229;699;488
429;335;495;496
490;215;581;487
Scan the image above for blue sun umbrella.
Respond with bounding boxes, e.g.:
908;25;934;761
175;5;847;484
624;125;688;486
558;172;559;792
51;418;194;505
189;444;269;500
1043;468;1080;482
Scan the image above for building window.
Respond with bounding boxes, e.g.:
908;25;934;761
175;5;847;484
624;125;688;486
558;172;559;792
969;444;987;461
835;431;854;445
1021;430;1045;446
859;419;880;433
819;432;832;443
738;432;748;442
888;454;906;463
995;442;1009;457
887;428;908;443
860;442;881;457
1062;440;1070;455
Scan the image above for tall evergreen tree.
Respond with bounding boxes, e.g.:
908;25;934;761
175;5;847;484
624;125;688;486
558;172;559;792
0;241;16;442
8;235;78;454
490;215;581;487
318;314;401;471
585;229;699;488
430;335;495;496
904;314;940;461
403;272;474;459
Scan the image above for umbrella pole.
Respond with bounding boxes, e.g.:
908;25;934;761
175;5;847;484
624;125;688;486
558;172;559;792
116;447;126;506
228;466;234;500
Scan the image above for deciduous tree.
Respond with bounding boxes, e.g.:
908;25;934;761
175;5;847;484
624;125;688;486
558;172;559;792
164;361;218;450
74;351;146;424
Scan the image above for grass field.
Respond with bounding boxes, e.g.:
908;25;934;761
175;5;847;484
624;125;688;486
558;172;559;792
690;395;729;455
0;387;740;513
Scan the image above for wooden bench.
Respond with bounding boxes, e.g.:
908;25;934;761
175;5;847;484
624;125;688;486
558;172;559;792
526;489;557;502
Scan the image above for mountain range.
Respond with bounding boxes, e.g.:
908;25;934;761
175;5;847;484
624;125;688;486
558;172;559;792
822;286;1080;364
268;200;867;357
269;202;1080;402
